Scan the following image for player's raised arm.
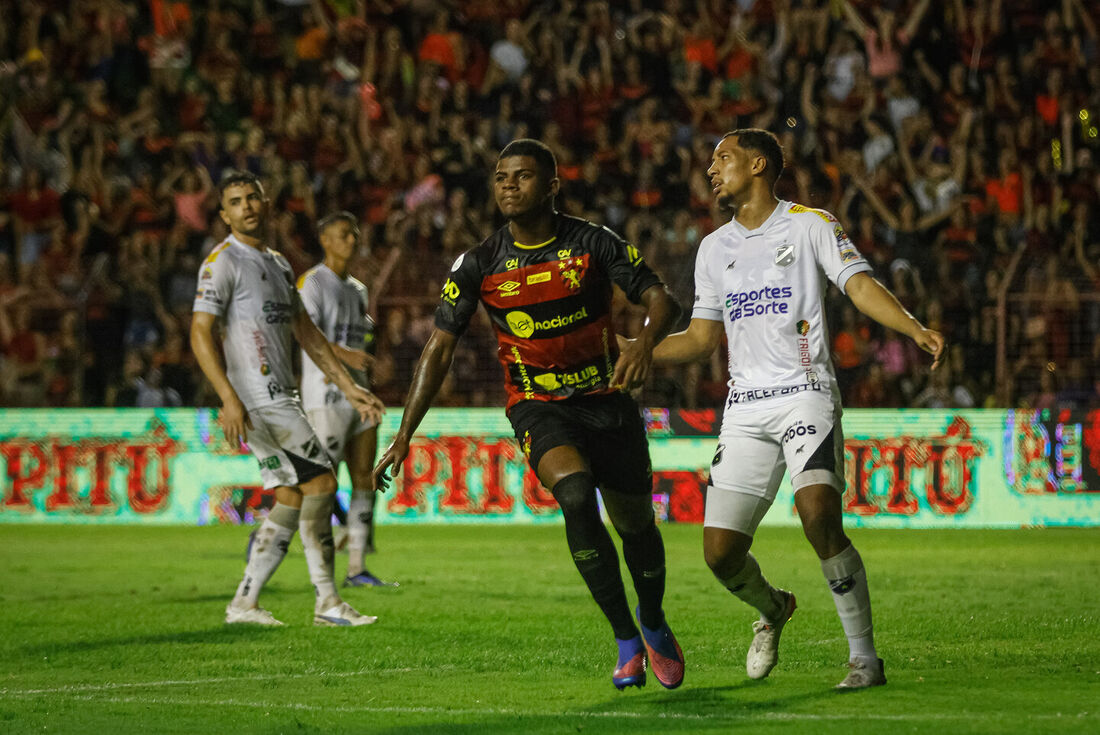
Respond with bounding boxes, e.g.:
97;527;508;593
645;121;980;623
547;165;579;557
844;271;945;370
372;327;459;489
190;311;252;445
612;284;681;390
647;317;725;365
292;308;385;423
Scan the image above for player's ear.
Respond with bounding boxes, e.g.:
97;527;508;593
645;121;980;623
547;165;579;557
752;154;768;178
219;207;231;227
548;176;560;197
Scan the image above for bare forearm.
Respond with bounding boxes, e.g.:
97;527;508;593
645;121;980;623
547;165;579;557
190;326;239;404
634;286;681;349
652;319;722;364
301;325;355;391
395;331;456;441
848;277;923;337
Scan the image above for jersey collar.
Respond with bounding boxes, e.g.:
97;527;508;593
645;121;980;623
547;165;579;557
729;199;786;237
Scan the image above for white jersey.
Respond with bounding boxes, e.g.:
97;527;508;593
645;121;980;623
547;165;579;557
297;264;371;411
692;200;873;408
193;235;301;411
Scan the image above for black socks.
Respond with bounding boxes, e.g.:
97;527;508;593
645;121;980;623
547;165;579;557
552;472;637;640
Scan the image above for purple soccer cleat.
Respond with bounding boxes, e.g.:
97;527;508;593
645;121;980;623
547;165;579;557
636;609;684;689
612;635;646;690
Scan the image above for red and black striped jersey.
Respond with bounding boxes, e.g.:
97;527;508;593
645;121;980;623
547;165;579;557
435;214;663;411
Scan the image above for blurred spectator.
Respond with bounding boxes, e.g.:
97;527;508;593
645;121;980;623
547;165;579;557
0;0;1097;410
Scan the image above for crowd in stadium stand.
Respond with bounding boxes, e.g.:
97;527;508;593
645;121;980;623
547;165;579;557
1;0;1098;411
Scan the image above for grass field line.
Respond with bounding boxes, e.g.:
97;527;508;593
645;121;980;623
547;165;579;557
0;667;443;696
7;692;1096;724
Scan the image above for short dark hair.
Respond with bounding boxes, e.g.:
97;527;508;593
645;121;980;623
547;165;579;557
317;210;358;236
725;129;785;185
498;139;557;181
218;170;263;206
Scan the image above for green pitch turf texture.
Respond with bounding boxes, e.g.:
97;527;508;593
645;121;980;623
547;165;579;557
1;525;1097;734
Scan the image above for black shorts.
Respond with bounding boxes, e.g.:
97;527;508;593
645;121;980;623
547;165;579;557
508;391;653;495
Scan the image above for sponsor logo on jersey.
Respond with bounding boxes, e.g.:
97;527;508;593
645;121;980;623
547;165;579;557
506;307;589;338
557;248;572;259
506;258;519;270
725;286;792;322
781;422;817;445
726;382;822;406
262;301;293;324
795;320;816;382
530;365;602;392
497;280;521;296
441;278;460;304
775;244;795;267
258;456;282;470
525;272;551;285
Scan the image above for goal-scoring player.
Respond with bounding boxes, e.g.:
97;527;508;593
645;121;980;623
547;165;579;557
373;139;686;690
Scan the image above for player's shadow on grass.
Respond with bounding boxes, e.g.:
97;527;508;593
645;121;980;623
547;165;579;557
19;627;282;657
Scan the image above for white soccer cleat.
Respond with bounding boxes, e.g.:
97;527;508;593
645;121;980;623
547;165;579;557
836;657;887;690
314;599;378;627
746;590;797;680
225;604;284;626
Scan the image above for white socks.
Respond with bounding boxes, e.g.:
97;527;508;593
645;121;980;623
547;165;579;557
300;494;339;609
820;544;877;663
346;490;373;576
232;502;298;609
721;552;786;624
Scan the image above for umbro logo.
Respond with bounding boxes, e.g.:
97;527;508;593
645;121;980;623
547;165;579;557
573;549;599;561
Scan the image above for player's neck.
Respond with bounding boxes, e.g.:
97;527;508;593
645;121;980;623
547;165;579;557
507;209;557;248
231;229;265;250
732;192;780;231
323;254;348;278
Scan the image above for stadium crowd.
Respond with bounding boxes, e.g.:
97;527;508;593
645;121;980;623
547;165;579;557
1;0;1098;411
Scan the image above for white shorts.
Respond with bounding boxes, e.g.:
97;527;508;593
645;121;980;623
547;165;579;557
705;392;844;536
306;403;376;465
244;402;334;490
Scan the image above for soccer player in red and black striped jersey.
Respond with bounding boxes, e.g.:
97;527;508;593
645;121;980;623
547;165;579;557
373;139;686;690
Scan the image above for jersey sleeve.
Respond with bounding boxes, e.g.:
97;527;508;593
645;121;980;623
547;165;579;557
589;225;663;303
808;212;873;293
434;251;482;336
193;250;234;317
297;270;324;327
691;235;723;322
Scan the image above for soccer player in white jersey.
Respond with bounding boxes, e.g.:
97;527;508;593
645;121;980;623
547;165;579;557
191;171;386;627
640;129;944;689
298;211;396;588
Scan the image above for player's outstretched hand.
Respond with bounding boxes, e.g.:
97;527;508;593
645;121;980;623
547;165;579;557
220;395;252;448
372;435;410;493
913;327;946;371
612;337;652;391
346;383;386;425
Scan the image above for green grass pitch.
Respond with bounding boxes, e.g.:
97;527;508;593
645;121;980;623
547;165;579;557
1;524;1097;734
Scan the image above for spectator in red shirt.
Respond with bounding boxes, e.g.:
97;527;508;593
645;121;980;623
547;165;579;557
10;169;62;267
